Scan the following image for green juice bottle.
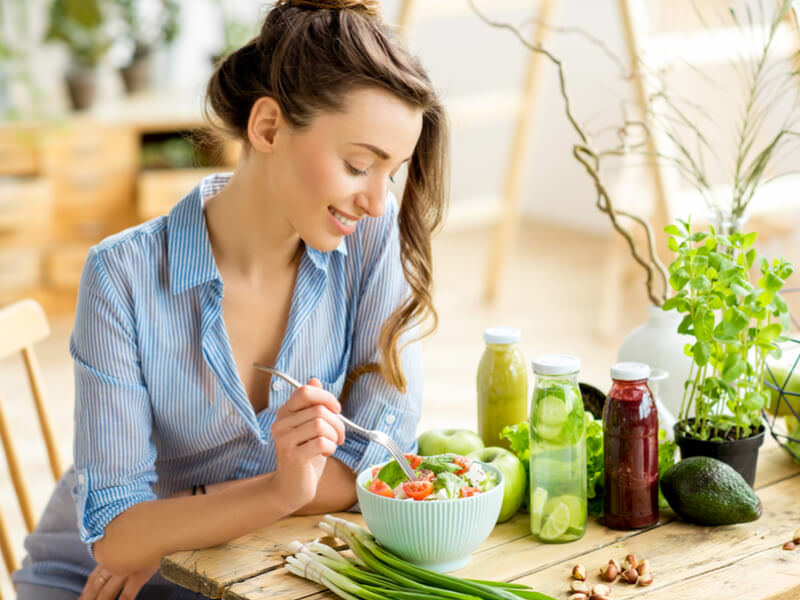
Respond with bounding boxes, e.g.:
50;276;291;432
529;354;587;543
476;328;528;449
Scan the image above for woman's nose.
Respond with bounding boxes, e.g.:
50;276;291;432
356;178;388;218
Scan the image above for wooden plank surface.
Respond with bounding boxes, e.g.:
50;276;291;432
162;438;800;600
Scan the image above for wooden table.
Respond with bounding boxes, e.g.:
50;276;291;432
162;438;800;600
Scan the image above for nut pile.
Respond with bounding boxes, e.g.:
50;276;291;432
781;528;800;551
567;554;653;599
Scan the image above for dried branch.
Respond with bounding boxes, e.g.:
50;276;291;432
466;0;669;305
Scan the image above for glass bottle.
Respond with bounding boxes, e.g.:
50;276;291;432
529;354;587;543
603;362;659;530
476;327;528;449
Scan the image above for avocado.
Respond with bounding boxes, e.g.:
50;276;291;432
660;456;762;525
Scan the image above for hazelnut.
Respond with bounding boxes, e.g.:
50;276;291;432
589;594;611;600
623;553;638;571
608;558;622;571
572;564;587;581
621;568;639;584
638;572;654;586
568;594;588;600
600;562;619;582
793;528;800;545
783;541;796;551
636;558;650;575
570;580;589;593
591;584;611;596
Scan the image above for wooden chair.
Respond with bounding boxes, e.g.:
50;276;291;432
0;299;63;576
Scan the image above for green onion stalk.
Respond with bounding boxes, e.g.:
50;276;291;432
283;515;556;600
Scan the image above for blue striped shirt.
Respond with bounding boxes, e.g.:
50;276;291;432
71;173;422;546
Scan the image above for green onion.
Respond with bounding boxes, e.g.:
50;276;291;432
283;515;557;600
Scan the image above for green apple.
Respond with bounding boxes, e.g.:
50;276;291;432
468;446;526;522
417;428;484;457
766;360;800;416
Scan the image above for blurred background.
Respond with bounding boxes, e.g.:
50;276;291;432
1;0;799;595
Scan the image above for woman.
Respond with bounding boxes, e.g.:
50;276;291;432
12;1;448;598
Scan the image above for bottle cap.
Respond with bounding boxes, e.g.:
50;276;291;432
610;361;651;381
531;354;581;375
483;327;521;345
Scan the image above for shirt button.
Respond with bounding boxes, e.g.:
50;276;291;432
384;414;396;425
272;381;280;391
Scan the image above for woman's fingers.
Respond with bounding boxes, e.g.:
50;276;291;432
118;564;160;600
280;416;341;450
271;403;345;444
79;566;121;600
96;574;126;600
278;378;341;416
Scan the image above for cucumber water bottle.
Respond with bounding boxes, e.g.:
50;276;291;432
529;354;587;543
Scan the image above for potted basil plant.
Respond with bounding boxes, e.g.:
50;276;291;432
662;220;794;486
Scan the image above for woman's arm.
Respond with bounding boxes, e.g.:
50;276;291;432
94;380;345;575
292;456;357;516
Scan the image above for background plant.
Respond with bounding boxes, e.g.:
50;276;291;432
467;0;800;306
116;0;180;61
45;0;113;69
663;220;793;440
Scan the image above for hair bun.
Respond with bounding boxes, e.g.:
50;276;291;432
276;0;381;19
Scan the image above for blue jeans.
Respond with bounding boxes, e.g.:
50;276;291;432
12;467;205;600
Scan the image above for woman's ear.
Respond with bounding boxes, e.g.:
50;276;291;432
247;96;284;152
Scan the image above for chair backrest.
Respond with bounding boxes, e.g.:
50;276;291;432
0;299;62;576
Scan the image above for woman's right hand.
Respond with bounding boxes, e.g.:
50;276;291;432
270;377;345;510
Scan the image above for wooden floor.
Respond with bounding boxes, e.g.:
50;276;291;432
1;219;797;595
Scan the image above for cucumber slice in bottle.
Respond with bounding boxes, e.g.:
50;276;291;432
531;487;548;534
536;393;568;426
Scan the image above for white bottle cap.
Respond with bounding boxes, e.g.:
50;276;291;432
483;327;521;345
610;361;651;381
531;354;581;375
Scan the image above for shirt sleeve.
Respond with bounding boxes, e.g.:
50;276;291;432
70;248;158;548
332;195;423;477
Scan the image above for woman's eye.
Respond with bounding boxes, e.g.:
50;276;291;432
345;163;368;176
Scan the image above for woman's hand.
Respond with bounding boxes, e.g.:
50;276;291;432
271;378;345;510
79;563;159;600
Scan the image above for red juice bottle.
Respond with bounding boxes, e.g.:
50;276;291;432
603;362;659;530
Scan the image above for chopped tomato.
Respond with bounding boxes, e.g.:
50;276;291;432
369;479;394;498
402;480;434;501
460;486;480;498
403;453;423;469
453;455;472;476
371;466;381;478
416;468;435;481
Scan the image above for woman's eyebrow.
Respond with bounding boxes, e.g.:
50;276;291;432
351;142;412;163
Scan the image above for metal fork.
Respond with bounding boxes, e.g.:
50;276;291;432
253;363;417;481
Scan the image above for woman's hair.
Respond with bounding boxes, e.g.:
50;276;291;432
205;0;449;400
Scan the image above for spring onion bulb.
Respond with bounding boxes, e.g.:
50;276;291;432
282;515;557;600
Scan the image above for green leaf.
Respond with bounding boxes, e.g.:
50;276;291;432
692;341;711;366
741;231;758;250
757;323;783;344
742;391;766;412
764;272;784;294
678;314;693;335
669;269;691;291
721;354;746;382
668;236;679;252
690;276;711;292
662;296;683;312
377;460;408;489
693;307;715;341
745;249;756;269
664;224;681;236
433;472;462;499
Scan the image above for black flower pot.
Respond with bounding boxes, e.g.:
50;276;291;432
674;419;765;487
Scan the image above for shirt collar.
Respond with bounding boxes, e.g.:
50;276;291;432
167;173;348;293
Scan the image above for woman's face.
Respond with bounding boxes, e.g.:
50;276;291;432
271;87;424;252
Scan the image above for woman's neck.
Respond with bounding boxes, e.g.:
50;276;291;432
204;158;303;287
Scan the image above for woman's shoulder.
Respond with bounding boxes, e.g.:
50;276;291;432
86;216;169;284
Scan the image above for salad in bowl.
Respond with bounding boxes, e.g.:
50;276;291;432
364;452;499;501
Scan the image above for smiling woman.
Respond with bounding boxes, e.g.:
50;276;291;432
11;2;449;599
